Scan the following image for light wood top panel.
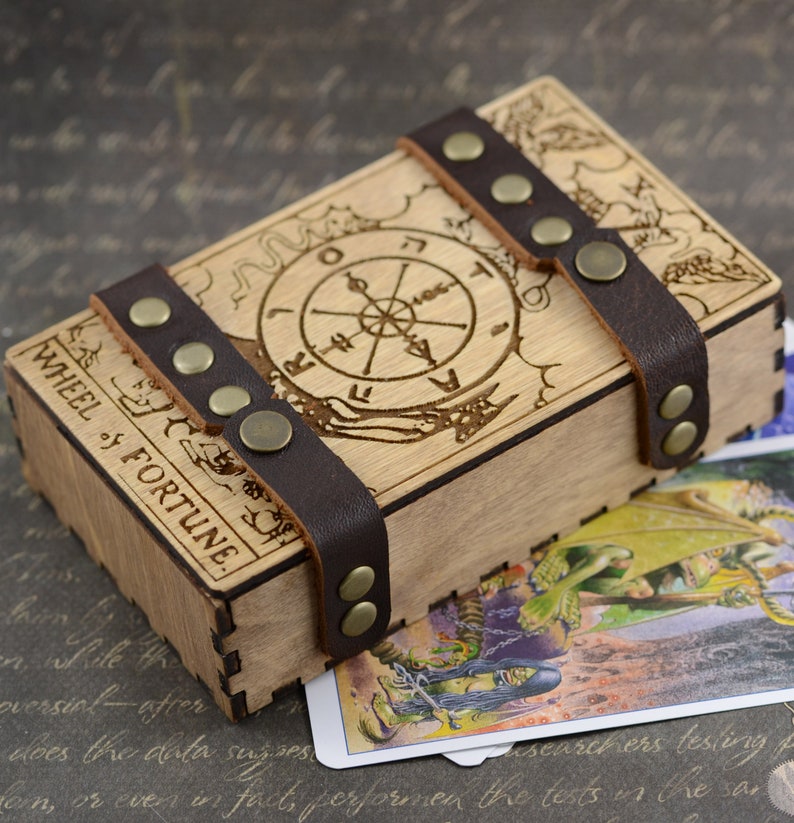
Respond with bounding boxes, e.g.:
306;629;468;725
6;77;781;596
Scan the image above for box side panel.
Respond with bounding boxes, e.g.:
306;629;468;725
226;299;783;711
5;365;238;719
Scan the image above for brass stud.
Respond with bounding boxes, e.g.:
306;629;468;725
490;173;533;204
129;296;171;328
442;131;485;162
575;241;627;282
662;421;698;456
338;566;375;602
208;385;251;418
658;384;694;420
172;342;214;375
531;216;574;246
239;410;293;453
340;602;377;637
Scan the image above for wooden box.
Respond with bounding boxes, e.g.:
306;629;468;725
4;77;784;720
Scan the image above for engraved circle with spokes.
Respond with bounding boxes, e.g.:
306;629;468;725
258;228;519;417
359;296;416;338
302;257;475;381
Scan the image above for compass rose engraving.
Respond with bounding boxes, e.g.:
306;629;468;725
303;257;474;381
257;227;522;442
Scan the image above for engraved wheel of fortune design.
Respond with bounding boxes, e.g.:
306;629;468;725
258;228;520;438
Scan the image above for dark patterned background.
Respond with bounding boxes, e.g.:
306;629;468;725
2;2;794;820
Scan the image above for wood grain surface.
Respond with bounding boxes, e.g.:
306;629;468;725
6;75;784;717
1;1;794;820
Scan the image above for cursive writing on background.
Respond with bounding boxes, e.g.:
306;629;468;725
1;1;794;819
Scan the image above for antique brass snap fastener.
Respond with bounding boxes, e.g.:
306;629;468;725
338;566;375;602
172;341;215;375
531;216;573;246
442;131;485;162
129;296;171;328
662;421;698;456
658;385;694;420
490;173;533;204
208;385;252;418
575;241;627;282
341;602;377;637
239;410;293;453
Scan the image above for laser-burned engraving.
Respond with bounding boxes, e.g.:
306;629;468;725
5;77;784;719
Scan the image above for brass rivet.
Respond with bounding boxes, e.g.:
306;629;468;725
490;173;533;204
208;385;251;418
531;216;574;246
172;342;214;375
662;421;698;456
129;296;171;328
338;566;375;602
340;602;377;637
659;385;694;420
575;241;627;282
442;131;485;162
239;410;293;453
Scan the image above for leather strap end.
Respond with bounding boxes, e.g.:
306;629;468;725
92;264;390;660
400;108;710;470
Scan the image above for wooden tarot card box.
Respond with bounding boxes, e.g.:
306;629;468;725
4;77;785;720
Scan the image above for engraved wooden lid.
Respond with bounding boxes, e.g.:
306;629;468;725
7;77;782;597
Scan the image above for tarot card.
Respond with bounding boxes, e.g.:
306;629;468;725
442;742;513;767
307;438;794;768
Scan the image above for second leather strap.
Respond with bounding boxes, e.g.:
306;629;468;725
399;107;709;471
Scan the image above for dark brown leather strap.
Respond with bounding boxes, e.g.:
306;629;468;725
91;264;390;660
399;108;709;470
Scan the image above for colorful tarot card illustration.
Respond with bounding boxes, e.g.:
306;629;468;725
308;437;794;767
